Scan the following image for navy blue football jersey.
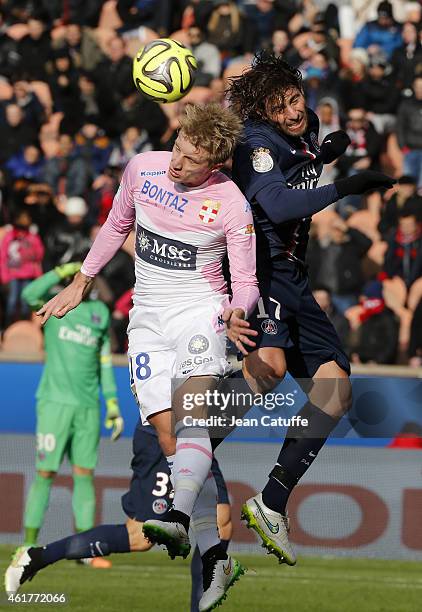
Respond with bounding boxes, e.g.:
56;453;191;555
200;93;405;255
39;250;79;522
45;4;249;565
232;108;322;266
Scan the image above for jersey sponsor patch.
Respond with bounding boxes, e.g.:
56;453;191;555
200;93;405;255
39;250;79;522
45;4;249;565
188;334;209;354
251;148;274;173
199;199;221;223
261;319;278;335
136;224;198;270
240;224;255;235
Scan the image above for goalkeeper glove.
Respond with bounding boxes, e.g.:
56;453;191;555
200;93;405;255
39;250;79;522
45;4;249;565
104;398;124;441
54;262;82;280
319;130;351;164
335;171;395;198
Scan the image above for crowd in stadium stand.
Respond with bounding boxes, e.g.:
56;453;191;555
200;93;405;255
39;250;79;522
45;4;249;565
0;0;421;366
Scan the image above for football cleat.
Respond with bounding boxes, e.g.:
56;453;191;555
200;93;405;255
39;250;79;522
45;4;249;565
241;493;296;565
199;551;246;611
143;517;191;559
4;547;38;593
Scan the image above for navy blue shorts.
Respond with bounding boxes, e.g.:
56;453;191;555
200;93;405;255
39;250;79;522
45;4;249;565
121;422;229;522
248;259;350;379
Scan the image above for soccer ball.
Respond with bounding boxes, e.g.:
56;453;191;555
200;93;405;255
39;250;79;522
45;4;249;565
133;38;197;104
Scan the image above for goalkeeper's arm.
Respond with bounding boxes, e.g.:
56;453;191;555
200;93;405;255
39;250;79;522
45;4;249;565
22;263;81;311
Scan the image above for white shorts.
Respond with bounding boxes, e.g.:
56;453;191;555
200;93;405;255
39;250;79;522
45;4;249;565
127;296;231;423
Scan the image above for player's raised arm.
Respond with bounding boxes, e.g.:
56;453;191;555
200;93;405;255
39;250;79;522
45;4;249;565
223;191;260;355
36;160;137;324
234;137;395;226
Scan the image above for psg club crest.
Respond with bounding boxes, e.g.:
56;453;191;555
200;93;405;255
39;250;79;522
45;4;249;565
199;200;221;224
261;319;278;335
152;499;168;515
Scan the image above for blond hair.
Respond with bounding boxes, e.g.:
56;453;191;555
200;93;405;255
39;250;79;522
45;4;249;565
179;102;243;165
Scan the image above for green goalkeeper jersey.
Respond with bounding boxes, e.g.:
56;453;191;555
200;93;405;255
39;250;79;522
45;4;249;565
22;270;118;408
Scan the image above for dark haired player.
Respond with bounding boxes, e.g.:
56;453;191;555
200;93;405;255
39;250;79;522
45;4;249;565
227;53;395;565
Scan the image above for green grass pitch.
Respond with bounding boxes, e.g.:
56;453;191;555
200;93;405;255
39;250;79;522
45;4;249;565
1;546;421;611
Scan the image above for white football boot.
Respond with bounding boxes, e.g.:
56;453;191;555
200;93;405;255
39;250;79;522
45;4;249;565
143;515;191;559
4;547;37;593
199;552;246;611
241;493;296;565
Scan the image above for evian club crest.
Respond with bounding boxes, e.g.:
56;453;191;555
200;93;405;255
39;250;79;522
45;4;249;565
199;199;221;224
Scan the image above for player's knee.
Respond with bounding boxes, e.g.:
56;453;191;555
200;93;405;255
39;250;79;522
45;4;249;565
72;466;93;476
243;350;287;393
37;470;56;479
126;519;153;552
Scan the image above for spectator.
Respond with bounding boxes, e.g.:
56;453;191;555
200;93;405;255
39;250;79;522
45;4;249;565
186;25;222;86
74;123;112;181
23;182;65;241
95;36;134;109
396;76;422;191
408;296;422;366
108;125;153;169
378;175;417;239
11;79;46;131
243;0;294;52
5;144;44;183
338;48;368;113
17;16;52;81
77;70;102;127
0;208;44;326
110;90;168;145
206;0;255;60
337;108;382;179
42;133;90;199
353;1;403;61
391;21;422;95
351;279;400;364
302;52;337;110
383;201;422;287
0;18;21;79
308;215;373;313
361;53;401;134
52;23;105;72
312;286;351;353
0;104;38;165
48;48;83;135
43;196;92;269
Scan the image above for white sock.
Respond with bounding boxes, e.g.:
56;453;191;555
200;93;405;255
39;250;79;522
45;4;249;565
166;454;175;487
172;425;212;517
191;472;220;555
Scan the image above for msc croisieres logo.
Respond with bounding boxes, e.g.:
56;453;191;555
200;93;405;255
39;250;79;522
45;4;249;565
136;225;198;270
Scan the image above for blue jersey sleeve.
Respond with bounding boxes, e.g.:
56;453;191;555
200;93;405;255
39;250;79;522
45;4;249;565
233;130;339;224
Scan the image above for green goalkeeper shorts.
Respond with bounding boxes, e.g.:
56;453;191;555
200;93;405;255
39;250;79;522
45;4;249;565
35;400;100;471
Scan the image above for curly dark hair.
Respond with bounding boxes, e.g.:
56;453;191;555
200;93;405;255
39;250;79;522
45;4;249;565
227;51;303;122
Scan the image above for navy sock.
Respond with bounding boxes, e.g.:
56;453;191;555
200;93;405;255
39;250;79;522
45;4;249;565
40;524;130;566
262;403;338;514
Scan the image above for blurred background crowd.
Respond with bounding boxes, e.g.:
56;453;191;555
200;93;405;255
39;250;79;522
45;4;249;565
0;0;421;366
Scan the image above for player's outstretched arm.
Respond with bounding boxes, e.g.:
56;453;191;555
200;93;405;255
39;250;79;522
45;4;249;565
36;271;94;324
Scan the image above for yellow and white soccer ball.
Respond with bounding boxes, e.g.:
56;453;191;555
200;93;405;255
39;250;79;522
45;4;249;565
133;38;197;103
